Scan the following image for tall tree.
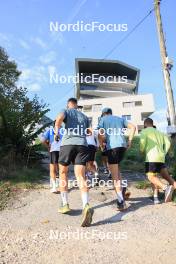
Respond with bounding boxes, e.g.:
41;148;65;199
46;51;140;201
0;47;49;158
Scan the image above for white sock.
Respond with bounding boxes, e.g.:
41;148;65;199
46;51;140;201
154;191;158;198
81;192;89;208
51;178;56;189
60;192;68;206
154;194;158;198
94;172;98;178
55;178;59;188
163;185;168;191
117;191;123;203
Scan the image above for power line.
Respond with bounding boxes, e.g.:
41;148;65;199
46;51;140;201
103;7;155;60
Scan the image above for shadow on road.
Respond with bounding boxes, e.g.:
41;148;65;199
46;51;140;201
91;196;153;227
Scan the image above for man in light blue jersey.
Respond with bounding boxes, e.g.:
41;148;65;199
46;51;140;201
98;108;136;210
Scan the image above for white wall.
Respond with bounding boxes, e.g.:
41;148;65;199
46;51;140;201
79;93;155;133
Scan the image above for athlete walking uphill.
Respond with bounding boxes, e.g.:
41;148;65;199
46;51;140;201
98;108;136;211
140;118;176;204
41;121;62;193
55;98;94;227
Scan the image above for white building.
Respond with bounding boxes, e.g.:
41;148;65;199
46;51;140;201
75;58;155;133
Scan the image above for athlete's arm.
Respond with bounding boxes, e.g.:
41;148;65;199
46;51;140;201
98;129;106;150
127;122;136;148
55;112;65;140
40;131;50;152
43;140;50;152
97;117;106;150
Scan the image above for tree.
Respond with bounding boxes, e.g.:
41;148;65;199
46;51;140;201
0;47;50;161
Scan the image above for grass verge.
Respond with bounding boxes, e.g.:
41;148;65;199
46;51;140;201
0;165;47;211
135;180;151;190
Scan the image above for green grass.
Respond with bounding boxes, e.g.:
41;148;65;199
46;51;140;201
172;190;176;203
0;165;47;211
0;182;12;210
121;137;145;171
95;136;145;172
135;180;151;189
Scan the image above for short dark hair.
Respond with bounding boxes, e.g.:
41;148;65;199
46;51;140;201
67;97;77;104
102;107;112;116
144;118;153;126
107;108;112;115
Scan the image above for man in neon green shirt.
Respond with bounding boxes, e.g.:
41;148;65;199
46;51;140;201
140;118;176;204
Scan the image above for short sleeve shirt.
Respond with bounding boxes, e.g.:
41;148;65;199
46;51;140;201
59;108;89;146
98;115;128;150
42;127;62;152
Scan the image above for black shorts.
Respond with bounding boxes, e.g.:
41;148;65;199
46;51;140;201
107;147;126;164
145;162;166;173
87;145;97;162
102;149;108;156
50;151;59;164
59;145;89;166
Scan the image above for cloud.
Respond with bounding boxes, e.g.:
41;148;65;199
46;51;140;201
39;51;57;64
48;65;57;75
49;31;64;45
19;39;30;50
20;65;47;83
28;83;41;91
19;65;48;92
20;68;31;80
31;37;47;49
68;0;88;22
0;32;12;48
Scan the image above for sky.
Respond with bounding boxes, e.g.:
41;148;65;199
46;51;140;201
0;0;175;131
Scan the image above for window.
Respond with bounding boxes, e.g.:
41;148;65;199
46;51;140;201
83;105;92;112
92;104;102;112
123;102;134;108
135;101;142;106
122;115;131;121
123;101;142;108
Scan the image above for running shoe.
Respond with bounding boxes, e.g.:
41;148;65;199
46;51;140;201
81;203;94;227
58;204;71;214
50;187;58;193
122;187;131;200
117;200;126;211
164;185;174;203
103;168;109;174
108;172;112;179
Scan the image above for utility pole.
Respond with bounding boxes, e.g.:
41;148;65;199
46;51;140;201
154;0;176;133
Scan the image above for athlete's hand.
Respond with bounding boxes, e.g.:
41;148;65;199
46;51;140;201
54;134;60;142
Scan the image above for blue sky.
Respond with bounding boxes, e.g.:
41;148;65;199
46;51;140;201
0;0;175;130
